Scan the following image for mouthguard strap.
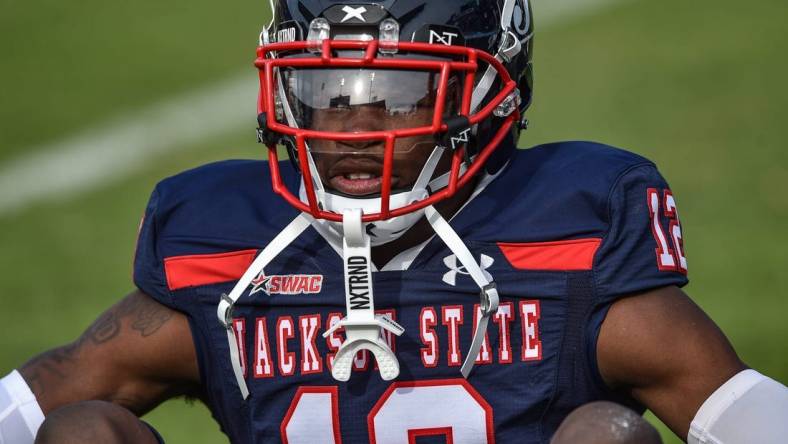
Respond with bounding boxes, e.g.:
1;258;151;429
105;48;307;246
425;205;499;378
217;212;314;399
322;209;403;381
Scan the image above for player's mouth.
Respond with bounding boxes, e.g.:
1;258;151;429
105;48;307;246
329;172;401;196
325;156;404;196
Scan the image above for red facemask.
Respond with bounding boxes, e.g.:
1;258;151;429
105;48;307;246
256;37;520;223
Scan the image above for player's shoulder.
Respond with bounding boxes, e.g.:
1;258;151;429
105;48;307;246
154;159;276;204
147;159;299;243
468;141;664;241
154;158;298;208
512;140;656;185
502;140;660;199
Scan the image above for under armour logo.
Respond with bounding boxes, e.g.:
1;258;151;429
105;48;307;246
341;5;367;22
450;128;471;150
442;254;494;286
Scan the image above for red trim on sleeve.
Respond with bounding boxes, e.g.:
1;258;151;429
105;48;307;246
163;249;258;290
497;238;602;271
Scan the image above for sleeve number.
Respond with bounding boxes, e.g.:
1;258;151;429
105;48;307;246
647;188;687;273
281;379;495;443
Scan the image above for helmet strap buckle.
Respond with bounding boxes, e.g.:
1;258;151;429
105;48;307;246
256;113;281;146
499;30;522;63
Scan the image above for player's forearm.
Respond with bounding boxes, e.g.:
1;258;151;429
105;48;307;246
19;341;95;414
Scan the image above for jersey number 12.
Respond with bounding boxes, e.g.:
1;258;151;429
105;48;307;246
647;188;688;273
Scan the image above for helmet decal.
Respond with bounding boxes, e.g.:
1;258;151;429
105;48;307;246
511;0;532;38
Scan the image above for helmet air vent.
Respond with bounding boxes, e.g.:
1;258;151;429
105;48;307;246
379;18;400;54
307;18;331;53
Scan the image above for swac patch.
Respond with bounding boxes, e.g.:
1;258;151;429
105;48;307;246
250;271;324;296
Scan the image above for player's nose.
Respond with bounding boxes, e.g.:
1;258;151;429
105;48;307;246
336;139;381;152
341;105;386;133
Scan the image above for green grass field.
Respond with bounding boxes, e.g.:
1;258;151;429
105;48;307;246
1;0;786;442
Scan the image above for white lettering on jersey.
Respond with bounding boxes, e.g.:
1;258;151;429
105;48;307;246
253;317;274;378
442;306;465;366
232;318;247;377
493;302;514;363
277;317;295;376
664;190;688;273
325;312;343;371
419;307;439;367
648;187;688;273
648;187;677;270
236;303;542;379
250;272;324;296
473;304;492;364
520;300;542;361
299;314;322;374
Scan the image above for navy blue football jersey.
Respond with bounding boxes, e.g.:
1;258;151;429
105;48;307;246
133;141;688;443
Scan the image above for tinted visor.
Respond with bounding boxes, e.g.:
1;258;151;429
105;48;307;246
278;66;460;153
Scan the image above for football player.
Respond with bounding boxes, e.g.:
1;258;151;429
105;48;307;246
2;0;787;443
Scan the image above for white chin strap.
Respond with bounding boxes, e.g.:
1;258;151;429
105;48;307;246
322;209;404;381
217;213;315;399
317;189;428;247
218;182;494;400
424;206;499;377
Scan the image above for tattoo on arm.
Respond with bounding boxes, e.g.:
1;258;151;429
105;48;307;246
20;292;174;396
87;292;174;343
130;299;174;337
21;344;80;395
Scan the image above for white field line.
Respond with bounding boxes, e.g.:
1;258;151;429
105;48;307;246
0;0;627;216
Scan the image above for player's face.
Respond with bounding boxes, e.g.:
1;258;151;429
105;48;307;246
309;105;451;196
280;64;458;196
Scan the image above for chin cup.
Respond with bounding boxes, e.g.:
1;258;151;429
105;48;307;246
322;314;405;381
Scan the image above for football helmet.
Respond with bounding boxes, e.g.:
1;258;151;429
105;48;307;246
219;1;535;395
256;0;534;244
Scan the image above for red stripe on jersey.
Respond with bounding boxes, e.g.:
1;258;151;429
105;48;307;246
497;238;602;271
163;249;257;290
